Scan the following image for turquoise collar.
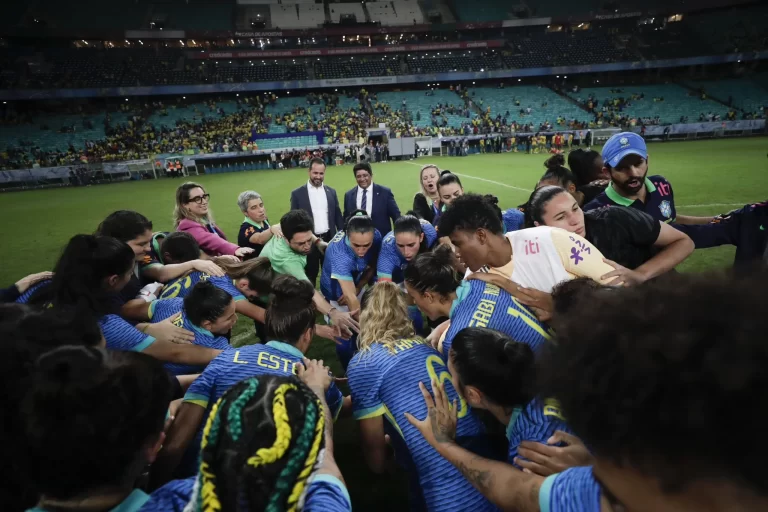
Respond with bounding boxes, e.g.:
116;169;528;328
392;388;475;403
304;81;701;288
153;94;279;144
449;281;471;319
506;406;523;442
605;177;656;206
190;322;214;339
266;340;304;358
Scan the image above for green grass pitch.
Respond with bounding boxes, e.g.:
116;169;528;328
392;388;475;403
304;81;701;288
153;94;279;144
1;137;766;507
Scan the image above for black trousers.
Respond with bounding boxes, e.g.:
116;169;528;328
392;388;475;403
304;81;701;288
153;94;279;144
305;231;334;286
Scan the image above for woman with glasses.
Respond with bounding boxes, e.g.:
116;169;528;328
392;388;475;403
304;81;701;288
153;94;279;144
174;182;254;258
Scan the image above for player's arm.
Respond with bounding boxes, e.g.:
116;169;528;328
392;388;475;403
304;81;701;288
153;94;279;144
675;214;714;225
149;402;206;489
404;380;543;512
313;290;360;337
338;279;361;314
635;222;694;279
358;416;392;474
142;259;225;283
142;338;222;366
121;299;152;322
235;300;266;324
249;223;281;245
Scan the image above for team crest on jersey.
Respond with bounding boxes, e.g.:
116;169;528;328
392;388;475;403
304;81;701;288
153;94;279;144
659;200;672;219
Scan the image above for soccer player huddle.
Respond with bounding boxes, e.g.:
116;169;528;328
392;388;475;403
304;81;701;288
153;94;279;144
3;132;767;512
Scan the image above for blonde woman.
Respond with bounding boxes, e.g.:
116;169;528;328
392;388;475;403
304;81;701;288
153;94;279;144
412;164;441;225
346;282;495;512
174;182;254;258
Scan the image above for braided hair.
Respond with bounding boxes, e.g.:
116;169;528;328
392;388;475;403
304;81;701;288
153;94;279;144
186;374;327;512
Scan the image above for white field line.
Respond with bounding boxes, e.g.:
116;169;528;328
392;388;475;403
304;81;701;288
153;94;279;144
404;161;532;192
403;162;746;208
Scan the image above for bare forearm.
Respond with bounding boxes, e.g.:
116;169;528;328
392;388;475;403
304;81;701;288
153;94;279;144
434;441;543;512
636;237;694;279
249;230;273;245
313;291;333;315
143;261;194;282
676;214;714;225
236;301;266;323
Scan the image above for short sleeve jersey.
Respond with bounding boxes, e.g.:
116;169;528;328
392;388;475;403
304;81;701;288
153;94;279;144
320;229;382;301
15;280;156;353
539;466;602;512
507;397;573;467
141;477;194;512
502;208;525;233
159;271;245;302
583;175;678;224
148;298;230;375
180;342;344;477
237;218;270;257
347;341;494;512
584;206;660;270
376;220;438;283
141;475;351;512
260;236;310;282
442;280;551;358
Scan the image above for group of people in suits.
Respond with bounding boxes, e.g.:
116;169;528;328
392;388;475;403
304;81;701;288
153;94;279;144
290;157;401;284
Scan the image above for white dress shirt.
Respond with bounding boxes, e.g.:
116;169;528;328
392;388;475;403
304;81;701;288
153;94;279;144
355;183;373;216
307;181;329;235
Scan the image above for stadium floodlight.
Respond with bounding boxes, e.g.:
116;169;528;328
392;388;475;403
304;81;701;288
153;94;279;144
518;79;521;82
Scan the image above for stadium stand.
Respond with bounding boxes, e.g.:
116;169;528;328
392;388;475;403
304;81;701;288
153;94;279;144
692;79;768;118
270;4;301;29
567;85;732;125
505;31;635;69
468;86;592;128
392;1;424;25
451;0;509;22
296;3;327;29
366;2;398;26
328;3;366;23
315;59;394;79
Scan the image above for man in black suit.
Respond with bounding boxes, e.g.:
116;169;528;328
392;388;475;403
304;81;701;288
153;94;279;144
343;162;401;237
289;157;344;285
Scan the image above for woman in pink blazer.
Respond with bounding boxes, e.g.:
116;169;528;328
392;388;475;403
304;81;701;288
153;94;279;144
174;182;254;258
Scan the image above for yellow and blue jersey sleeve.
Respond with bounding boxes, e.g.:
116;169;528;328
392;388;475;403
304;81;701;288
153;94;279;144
148;298;184;322
99;314;156;352
142;477;194;512
183;364;217;410
376;232;402;281
14;279;51;304
443;280;550;358
508;397;573;467
303;475;352;512
550;230;615;285
347;351;386;420
539;466;601;512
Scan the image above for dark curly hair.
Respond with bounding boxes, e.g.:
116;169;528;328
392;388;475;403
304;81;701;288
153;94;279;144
539;271;768;494
188;374;326;511
437;193;504;237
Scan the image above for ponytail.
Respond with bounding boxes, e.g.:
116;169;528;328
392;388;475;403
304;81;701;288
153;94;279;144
345;209;374;236
212;256;274;295
404;244;461;296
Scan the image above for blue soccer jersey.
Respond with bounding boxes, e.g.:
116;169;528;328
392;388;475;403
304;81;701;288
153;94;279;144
441;280;551;358
140;474;350;512
347;341;495;512
377;220;438;282
159;271;246;302
15;279;51;304
320;229;382;301
539;466;602;512
141;477;194;511
99;314;157;352
148;298;230;375
507;397;573;467
179;341;345;477
503;208;525;233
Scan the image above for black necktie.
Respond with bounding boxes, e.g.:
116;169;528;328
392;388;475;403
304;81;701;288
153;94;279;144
361;188;368;211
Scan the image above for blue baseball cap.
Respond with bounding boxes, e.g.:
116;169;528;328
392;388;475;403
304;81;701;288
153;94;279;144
602;132;648;168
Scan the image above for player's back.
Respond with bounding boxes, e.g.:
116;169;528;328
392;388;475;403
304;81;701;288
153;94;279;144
159;271;243;302
443;279;551;357
348;341;495;512
141;477;194;511
149;298;230;375
507;397;573;467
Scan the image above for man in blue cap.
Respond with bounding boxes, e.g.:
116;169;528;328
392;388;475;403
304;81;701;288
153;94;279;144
582;132;712;226
584;132;767;265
